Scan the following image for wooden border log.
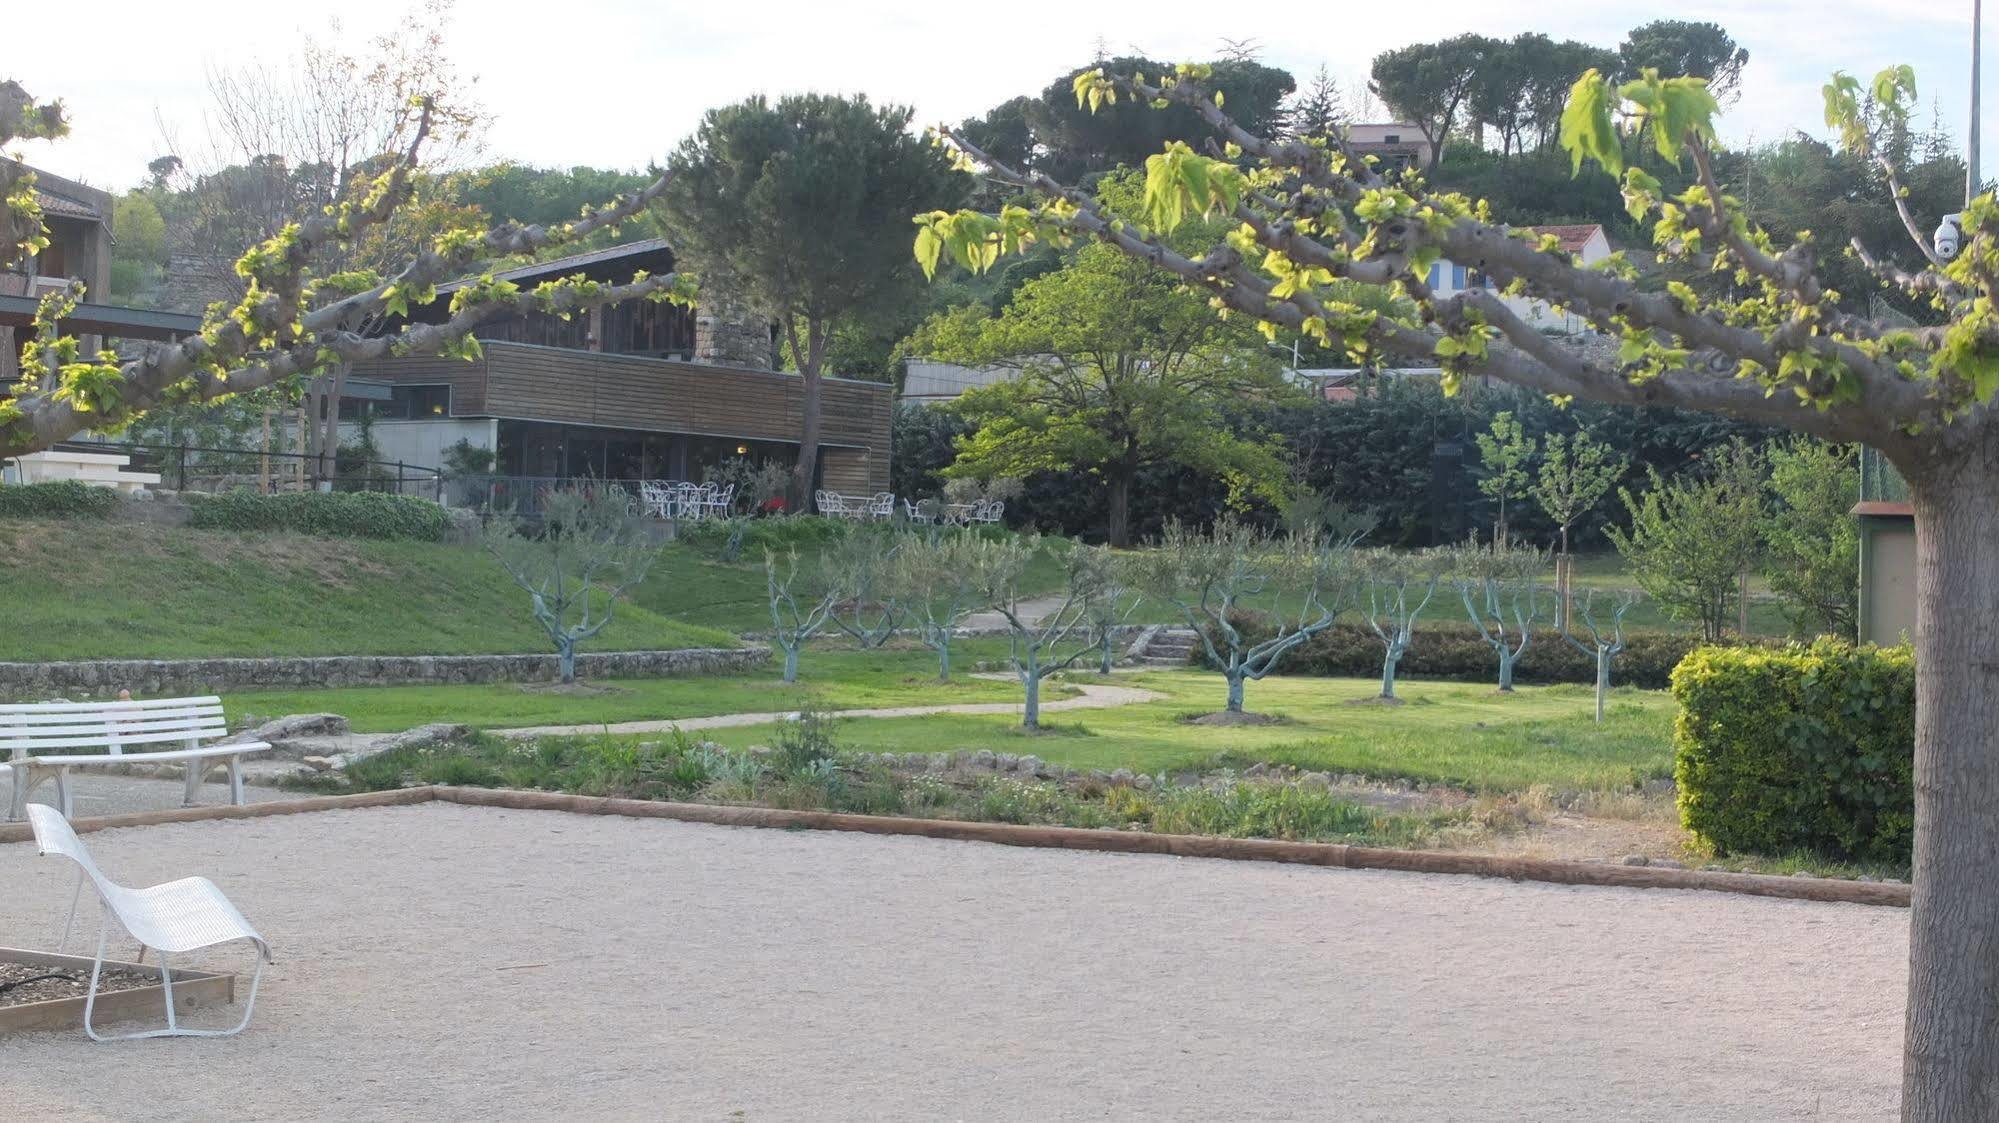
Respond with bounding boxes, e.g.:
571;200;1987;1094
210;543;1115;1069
427;786;1912;908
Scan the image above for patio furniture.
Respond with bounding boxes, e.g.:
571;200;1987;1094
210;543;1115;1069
973;499;1005;525
27;803;271;1041
902;497;936;525
639;480;673;519
3;697;270;822
867;492;896;521
702;483;735;519
943;502;978;526
672;482;704;520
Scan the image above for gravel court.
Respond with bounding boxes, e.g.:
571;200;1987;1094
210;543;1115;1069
0;802;1905;1121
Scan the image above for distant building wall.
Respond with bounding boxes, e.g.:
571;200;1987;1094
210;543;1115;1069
902;360;1018;406
342;418;496;472
1859;514;1918;644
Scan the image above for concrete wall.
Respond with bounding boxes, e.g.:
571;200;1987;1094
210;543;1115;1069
0;647;770;700
1859;516;1918;645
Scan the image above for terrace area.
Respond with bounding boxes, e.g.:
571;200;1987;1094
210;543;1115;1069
0;800;1905;1119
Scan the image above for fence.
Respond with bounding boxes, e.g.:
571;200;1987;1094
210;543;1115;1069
51;441;445;503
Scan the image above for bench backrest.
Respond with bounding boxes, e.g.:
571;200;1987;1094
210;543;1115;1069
0;696;228;760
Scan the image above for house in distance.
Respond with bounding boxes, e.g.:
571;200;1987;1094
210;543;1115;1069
346;238;893;494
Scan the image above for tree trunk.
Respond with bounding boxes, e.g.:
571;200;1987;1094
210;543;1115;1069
1226;673;1246;713
1380;647;1400;699
782;644;800;683
935;632;952;681
1100;633;1116;675
557;637;577;685
1022;670;1042;730
1593;649;1609;724
1903;457;1999;1117
1496;647;1515;692
1106;467;1134;548
790;325;827;509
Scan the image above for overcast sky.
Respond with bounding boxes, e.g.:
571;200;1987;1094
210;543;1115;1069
8;0;1991;190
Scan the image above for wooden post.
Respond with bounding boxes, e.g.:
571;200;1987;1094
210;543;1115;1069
259;408;271;494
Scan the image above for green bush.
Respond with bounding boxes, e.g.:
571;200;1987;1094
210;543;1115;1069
1671;640;1915;863
187;489;449;540
678;514;851;556
1214;614;1717;689
0;480;120;519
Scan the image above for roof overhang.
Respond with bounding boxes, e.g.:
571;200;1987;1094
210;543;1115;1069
0;294;202;341
1852;500;1915;519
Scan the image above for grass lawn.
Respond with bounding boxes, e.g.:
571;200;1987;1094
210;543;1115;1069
0;520;736;661
0;518;1076;662
692;669;1678;793
224;638;1054;733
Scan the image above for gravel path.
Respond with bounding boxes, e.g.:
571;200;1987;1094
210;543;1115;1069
496;678;1164;738
0;803;1904;1120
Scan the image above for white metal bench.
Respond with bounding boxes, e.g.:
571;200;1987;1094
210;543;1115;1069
3;696;269;821
29;803;271;1040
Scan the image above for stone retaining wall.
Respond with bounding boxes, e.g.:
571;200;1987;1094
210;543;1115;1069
0;646;769;699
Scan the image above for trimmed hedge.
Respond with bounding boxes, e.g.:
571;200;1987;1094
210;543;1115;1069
1671;640;1915;863
1212;616;1714;689
187;490;449;541
0;480;120;519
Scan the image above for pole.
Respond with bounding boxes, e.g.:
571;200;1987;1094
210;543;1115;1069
1974;0;1984;207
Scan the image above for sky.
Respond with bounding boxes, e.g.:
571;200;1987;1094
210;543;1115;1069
7;0;1992;191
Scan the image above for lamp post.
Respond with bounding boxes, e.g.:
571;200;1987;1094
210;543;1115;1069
1974;0;1984;207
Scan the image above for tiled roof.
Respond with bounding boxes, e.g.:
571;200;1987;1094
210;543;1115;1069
34;188;101;221
1526;224;1604;253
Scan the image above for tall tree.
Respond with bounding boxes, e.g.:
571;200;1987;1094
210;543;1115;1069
655;93;966;503
1615;20;1749;104
911;173;1289;546
918;59;1999;1104
958;55;1295;183
1368;34;1494;170
1287;64;1344;142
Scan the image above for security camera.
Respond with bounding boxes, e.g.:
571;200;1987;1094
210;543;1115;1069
1936;213;1964;260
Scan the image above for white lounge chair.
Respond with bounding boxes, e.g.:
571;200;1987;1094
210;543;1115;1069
27;804;271;1041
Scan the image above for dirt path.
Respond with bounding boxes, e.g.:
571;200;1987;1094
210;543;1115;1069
959;592;1074;632
494;676;1164;739
0;803;1905;1120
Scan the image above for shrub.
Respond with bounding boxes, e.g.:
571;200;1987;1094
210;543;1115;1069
0;480;119;519
1217;614;1720;690
1671;640;1915;863
678;513;850;556
187;489;449;540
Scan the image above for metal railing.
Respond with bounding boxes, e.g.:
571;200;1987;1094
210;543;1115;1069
40;440;445;502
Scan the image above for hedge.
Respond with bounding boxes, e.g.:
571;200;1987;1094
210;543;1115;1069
1209;616;1717;690
187;490;450;541
1671;640;1915;863
0;480;120;520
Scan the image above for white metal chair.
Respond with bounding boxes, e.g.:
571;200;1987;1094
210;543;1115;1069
868;492;896;521
27;804;271;1041
638;480;672;519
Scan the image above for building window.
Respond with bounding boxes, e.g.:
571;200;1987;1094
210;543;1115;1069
1383;134;1400;143
339;384;451;421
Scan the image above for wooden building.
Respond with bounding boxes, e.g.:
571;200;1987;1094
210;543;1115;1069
346;239;892;493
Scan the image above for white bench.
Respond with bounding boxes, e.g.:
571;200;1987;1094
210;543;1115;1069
3;696;269;821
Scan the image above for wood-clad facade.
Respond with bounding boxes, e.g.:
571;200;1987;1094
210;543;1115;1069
349;341;890;491
342;238;891;494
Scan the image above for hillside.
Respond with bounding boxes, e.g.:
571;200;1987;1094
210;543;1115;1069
0;519;741;661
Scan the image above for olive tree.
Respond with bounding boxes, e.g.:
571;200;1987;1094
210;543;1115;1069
483;487;661;684
1356;548;1441;701
893;530;992;679
974;535;1094;730
1133;519;1357;715
1563;588;1639;723
1448;538;1548;692
764;549;837;684
915;59;1999;1107
1070;543;1142;674
821;525;904;649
